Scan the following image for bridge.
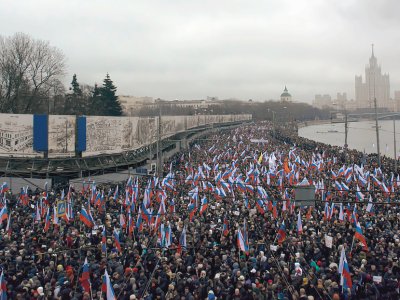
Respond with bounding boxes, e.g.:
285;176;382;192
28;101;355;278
347;112;400;120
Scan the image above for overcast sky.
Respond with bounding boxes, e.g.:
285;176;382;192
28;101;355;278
1;0;399;103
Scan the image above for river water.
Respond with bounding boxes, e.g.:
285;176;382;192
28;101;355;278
298;120;400;159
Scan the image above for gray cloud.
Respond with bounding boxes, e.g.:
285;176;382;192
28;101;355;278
1;0;399;103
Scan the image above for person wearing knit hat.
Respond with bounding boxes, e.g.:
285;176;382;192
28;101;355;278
37;287;44;296
208;290;216;300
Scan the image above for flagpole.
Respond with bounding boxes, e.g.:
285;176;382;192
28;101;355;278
104;196;108;259
349;236;355;256
89;282;93;300
273;218;282;245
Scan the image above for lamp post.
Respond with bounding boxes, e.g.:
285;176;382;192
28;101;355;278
156;100;162;177
394;116;397;172
373;96;381;167
268;109;276;138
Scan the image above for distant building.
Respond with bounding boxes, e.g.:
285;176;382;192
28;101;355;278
312;92;358;111
395;90;400;111
119;95;224;115
280;86;292;102
313;94;332;109
118;96;155;115
355;45;390;109
337;92;347;102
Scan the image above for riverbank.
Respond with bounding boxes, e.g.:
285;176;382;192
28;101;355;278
297;119;331;129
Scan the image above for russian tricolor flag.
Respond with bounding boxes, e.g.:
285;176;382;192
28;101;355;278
0;205;8;223
236;179;247;193
136;208;143;232
354;222;368;251
355;185;364;201
237;228;249;254
113;185;119;200
80;257;91;293
199;196;208;215
223;218;229;236
297;211;303;235
188;201;197;222
79;207;95;228
334;180;342;193
103;270;117;300
255;199;265;215
1;182;9;193
277;221;286;244
44;208;51;232
101;226;107;254
113;228;122;253
0;270;7;300
341;256;352;290
52;204;59;226
338;165;345;177
128;212;134;236
141;203;152;224
366;195;374;214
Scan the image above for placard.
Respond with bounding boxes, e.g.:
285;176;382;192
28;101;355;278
372;276;382;284
270;245;278;251
250;139;268;143
325;235;333;248
57;200;66;218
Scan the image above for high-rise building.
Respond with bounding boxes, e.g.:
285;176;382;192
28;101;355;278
355;45;390;109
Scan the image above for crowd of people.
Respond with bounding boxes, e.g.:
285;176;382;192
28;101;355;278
0;121;400;300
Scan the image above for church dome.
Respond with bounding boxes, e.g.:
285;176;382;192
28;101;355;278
281;86;291;97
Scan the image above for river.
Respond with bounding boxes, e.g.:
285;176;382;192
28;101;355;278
298;120;400;159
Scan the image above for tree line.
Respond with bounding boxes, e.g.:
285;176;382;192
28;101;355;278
1;33;330;121
138;100;330;122
0;33;122;116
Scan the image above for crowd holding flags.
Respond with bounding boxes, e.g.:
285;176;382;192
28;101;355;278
0;121;398;299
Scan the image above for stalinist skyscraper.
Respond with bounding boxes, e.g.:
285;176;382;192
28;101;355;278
355;45;390;109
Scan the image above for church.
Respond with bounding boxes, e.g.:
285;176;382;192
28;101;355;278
280;86;292;102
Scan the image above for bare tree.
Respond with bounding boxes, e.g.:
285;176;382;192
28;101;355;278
0;32;66;113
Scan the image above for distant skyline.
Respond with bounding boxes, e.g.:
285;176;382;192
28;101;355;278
1;0;399;103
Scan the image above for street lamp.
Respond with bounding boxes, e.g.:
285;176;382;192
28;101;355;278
267;109;276;138
373;96;381;167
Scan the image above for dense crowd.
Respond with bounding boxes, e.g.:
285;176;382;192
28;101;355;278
0;121;400;300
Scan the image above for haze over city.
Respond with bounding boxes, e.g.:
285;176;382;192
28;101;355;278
1;0;400;103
